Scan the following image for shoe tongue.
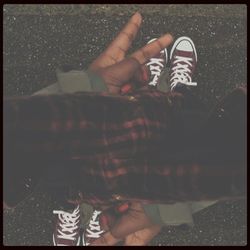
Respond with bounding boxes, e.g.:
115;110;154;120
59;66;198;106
172;49;195;74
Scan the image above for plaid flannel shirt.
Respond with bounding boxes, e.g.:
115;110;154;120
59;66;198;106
4;88;246;207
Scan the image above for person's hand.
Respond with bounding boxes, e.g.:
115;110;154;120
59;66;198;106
89;12;173;94
91;201;162;246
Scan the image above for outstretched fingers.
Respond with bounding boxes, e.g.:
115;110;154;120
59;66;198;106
130;33;173;65
124;224;162;246
99;34;173;90
89;12;142;71
104;12;142;61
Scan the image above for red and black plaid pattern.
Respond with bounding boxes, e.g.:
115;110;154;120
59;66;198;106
4;88;246;207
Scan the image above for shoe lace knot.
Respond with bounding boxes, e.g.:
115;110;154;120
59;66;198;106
170;55;197;90
146;58;164;86
53;205;80;242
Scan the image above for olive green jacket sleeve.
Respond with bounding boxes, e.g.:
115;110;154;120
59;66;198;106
33;69;107;96
57;69;108;93
143;200;218;226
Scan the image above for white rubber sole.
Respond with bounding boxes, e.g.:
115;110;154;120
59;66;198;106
170;36;197;62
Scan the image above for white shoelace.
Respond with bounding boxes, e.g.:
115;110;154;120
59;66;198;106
53;205;80;244
170;55;197;91
84;210;104;246
146;58;164;86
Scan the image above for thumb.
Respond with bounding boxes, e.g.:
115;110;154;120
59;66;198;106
99;57;141;89
109;203;153;239
91;202;153;245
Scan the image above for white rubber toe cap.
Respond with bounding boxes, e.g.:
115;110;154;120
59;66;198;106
176;40;193;52
170;36;197;62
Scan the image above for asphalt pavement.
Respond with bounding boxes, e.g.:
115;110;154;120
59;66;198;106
3;4;247;246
